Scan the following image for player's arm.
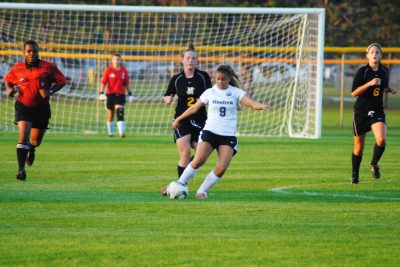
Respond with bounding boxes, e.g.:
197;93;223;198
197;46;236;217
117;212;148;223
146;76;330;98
164;78;176;104
351;78;381;97
125;86;134;103
240;95;270;110
385;87;398;94
172;100;205;129
39;66;67;98
5;81;17;97
4;68;18;97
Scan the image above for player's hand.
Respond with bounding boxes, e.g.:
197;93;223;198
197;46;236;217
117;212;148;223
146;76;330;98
98;93;107;101
7;88;17;97
164;95;173;105
172;120;180;129
390;88;398;94
38;88;49;98
127;92;134;103
370;78;381;86
259;103;271;110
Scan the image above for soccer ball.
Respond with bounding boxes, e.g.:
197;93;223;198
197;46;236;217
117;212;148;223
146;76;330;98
168;181;189;200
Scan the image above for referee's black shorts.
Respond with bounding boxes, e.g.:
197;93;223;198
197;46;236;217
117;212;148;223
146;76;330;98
199;130;238;155
173;119;204;144
352;110;386;136
106;94;126;109
14;101;51;130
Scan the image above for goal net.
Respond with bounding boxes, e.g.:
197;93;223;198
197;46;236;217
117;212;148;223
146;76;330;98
0;4;325;138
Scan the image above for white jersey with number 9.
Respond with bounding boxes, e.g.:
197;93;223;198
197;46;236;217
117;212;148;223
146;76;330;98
199;85;245;136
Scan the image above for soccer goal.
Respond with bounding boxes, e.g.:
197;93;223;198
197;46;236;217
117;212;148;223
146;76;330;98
0;4;325;138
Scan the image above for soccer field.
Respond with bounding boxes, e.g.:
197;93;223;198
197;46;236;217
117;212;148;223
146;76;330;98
0;108;399;266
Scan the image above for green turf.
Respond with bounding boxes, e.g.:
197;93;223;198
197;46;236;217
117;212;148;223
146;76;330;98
0;108;399;266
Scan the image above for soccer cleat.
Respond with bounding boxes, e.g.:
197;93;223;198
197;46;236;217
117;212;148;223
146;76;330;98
351;176;359;184
196;192;208;199
370;164;380;179
120;134;125;138
108;134;114;138
161;185;169;196
16;169;26;181
26;148;35;166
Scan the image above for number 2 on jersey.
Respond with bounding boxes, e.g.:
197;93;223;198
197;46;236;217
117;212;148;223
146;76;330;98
187;97;195;107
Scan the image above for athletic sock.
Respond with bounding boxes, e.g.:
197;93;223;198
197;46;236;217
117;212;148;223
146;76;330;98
371;144;385;165
16;144;29;170
352;153;362;177
107;121;114;136
117;121;125;136
178;163;198;184
197;171;220;193
177;165;186;177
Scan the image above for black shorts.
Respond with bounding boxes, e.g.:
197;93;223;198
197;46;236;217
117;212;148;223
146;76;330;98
199;130;238;155
173;119;204;144
106;94;126;109
14;101;51;130
352;110;386;136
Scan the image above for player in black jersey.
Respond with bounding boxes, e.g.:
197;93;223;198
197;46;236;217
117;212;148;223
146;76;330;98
351;43;397;184
163;43;212;178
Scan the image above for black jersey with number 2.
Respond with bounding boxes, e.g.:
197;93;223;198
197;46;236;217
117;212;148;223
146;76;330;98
352;64;389;113
165;69;212;123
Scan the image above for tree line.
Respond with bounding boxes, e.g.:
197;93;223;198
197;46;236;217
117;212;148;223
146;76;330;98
7;0;400;47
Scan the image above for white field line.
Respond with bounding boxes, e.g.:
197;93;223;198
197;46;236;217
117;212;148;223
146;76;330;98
271;186;400;201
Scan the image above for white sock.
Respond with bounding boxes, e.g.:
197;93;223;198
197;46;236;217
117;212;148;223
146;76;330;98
178;163;198;184
117;121;125;135
197;171;220;194
107;121;114;135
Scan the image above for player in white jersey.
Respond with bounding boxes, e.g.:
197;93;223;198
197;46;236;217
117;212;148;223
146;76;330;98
163;65;270;199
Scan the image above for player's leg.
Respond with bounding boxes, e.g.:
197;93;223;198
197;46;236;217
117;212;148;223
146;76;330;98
26;128;45;166
176;134;192;177
16;120;32;180
178;141;214;185
105;95;115;137
115;104;126;138
115;95;127;138
352;135;365;184
370;122;386;178
106;108;115;137
196;145;234;199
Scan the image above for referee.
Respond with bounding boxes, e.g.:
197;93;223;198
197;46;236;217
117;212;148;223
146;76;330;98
350;43;397;184
5;40;66;180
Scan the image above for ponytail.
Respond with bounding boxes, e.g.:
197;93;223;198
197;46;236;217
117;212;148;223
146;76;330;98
182;42;197;57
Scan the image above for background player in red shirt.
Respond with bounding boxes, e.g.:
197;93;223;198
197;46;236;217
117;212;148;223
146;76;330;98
99;53;133;138
5;40;66;180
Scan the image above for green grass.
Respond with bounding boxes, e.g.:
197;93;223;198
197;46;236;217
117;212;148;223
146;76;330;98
0;108;399;266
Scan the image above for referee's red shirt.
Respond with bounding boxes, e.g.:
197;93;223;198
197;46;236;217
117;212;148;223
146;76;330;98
5;60;66;108
101;66;129;94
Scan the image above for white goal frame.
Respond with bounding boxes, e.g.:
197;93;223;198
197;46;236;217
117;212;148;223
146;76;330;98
0;4;325;138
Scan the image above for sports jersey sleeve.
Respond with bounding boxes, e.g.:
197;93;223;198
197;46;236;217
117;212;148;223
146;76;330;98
205;72;212;89
164;76;177;96
101;68;110;86
51;64;67;86
123;68;129;87
237;88;246;101
351;68;365;92
199;89;211;104
4;66;18;84
382;66;389;88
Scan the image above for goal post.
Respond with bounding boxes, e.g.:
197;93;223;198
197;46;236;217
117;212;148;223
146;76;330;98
0;4;325;138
